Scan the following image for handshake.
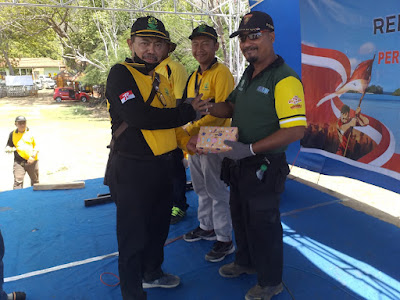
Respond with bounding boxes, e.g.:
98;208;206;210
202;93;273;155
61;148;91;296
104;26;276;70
5;146;16;153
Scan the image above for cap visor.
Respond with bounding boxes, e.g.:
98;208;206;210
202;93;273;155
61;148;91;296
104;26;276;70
229;31;240;38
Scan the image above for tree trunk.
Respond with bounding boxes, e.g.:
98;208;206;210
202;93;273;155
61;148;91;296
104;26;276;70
2;48;14;76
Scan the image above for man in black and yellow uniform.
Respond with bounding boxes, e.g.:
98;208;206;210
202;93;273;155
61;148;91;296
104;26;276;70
105;16;203;300
155;32;190;225
5;116;39;190
197;11;307;300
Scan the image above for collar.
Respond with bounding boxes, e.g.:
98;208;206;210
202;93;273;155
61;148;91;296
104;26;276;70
15;128;28;134
124;56;160;75
197;58;218;75
246;55;285;80
157;56;172;69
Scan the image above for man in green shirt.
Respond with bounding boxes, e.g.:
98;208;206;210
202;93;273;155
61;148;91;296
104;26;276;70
195;11;307;300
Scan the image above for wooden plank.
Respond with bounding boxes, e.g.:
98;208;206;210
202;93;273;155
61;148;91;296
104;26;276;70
33;181;85;191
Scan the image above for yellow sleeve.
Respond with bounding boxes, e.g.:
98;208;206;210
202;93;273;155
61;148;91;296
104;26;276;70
171;62;188;99
185;67;234;136
275;76;307;128
175;127;192;153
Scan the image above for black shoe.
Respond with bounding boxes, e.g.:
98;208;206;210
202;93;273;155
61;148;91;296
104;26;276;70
170;206;186;225
245;283;283;300
142;273;180;289
183;226;217;242
7;292;26;300
205;241;235;262
185;181;193;191
219;262;256;278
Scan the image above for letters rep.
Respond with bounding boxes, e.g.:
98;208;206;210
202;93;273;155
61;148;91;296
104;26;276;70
373;14;400;34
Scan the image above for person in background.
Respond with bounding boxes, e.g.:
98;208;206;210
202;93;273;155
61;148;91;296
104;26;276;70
5;116;39;190
182;24;235;263
155;31;190;225
104;16;204;300
1;230;26;300
195;11;307;300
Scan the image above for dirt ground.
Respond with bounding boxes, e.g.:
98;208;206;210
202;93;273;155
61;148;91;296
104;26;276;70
0;90;110;191
1;90;399;225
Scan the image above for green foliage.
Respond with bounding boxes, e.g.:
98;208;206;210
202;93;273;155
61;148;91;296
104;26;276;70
366;85;383;94
393;88;400;96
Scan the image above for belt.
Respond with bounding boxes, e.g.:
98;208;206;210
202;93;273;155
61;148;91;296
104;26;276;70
117;148;178;161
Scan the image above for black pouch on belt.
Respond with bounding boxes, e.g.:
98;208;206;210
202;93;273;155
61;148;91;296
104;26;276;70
220;157;234;186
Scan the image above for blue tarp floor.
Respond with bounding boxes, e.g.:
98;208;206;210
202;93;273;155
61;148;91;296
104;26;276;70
1;174;399;300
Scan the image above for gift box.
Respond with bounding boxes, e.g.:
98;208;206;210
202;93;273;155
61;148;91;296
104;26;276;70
196;126;238;153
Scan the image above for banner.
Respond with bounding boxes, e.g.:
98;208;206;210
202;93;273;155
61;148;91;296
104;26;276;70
298;0;400;193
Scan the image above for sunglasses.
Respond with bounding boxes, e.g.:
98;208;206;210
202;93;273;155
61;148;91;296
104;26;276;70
238;31;265;43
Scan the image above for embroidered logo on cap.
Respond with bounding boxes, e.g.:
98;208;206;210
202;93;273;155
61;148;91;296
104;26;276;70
198;24;207;32
147;17;158;30
119;90;135;104
243;14;252;25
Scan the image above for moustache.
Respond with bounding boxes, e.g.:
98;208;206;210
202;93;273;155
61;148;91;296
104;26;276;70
243;46;258;52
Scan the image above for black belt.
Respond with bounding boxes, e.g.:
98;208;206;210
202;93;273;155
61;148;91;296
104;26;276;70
117;148;178;161
237;152;284;164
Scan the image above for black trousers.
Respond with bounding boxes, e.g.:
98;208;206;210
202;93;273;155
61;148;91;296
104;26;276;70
223;153;289;287
171;149;188;211
109;152;175;300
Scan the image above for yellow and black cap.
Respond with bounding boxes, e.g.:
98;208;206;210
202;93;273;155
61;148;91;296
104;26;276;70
229;11;274;38
189;24;218;41
130;16;169;40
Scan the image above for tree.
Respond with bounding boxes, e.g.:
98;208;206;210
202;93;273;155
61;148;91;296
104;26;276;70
393;88;400;96
366;85;383;94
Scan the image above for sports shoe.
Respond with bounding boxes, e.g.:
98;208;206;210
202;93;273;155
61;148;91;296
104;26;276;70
7;292;26;300
245;283;283;300
219;262;256;278
142;273;180;289
170;206;186;225
183;226;217;242
205;241;235;262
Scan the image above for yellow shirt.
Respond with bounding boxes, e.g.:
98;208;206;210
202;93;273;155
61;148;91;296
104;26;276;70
184;61;234;136
12;129;38;161
156;56;189;100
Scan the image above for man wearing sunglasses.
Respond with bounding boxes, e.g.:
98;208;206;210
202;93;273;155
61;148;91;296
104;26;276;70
193;11;307;300
5;116;39;190
155;31;190;225
105;16;204;300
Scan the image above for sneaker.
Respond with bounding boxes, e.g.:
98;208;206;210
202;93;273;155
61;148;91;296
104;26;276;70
7;292;26;300
142;273;180;289
219;262;256;278
205;241;235;262
245;283;283;300
170;206;186;225
183;226;217;242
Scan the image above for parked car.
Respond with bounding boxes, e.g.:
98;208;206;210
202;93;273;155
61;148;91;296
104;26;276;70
34;80;43;90
53;87;90;102
42;78;56;89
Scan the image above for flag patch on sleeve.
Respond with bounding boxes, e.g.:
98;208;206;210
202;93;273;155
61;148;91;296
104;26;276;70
119;90;135;104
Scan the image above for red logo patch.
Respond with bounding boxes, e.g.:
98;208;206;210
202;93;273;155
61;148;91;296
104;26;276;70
119;90;135;104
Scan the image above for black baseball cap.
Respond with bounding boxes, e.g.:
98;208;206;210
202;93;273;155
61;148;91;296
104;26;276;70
130;16;169;40
189;24;218;41
229;11;274;38
15;116;26;122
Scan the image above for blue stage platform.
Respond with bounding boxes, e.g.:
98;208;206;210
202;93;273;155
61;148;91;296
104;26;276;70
1;175;399;300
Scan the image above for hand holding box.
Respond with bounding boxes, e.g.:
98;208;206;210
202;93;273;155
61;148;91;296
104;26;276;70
196;126;238;153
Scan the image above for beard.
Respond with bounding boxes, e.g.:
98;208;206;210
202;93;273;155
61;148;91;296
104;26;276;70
243;46;258;64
